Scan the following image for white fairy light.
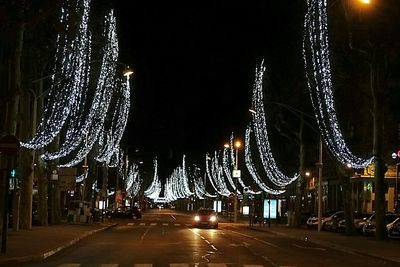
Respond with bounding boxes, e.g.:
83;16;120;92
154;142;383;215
303;0;374;168
76;169;88;183
164;155;193;201
251;61;299;187
245;125;285;195
144;158;162;200
96;77;131;163
44;10;118;162
22;0;92;150
225;133;261;195
192;166;216;199
126;163;142;197
205;153;231;196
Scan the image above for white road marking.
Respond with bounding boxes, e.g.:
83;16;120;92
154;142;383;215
57;264;81;267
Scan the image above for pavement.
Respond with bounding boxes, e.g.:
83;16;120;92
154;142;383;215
0;219;400;266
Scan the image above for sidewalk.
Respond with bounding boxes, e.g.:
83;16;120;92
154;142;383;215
240;222;400;265
0;222;116;266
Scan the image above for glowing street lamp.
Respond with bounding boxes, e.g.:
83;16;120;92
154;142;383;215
358;0;370;5
123;66;134;77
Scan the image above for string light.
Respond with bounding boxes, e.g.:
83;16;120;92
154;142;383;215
251;61;299;187
45;10;118;163
303;0;374;168
126;163;142;197
205;153;231;196
144;158;162;200
192;166;216;199
245;125;285;195
21;0;92;150
164;155;193;201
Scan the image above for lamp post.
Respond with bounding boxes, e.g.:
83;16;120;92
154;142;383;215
395;163;399;213
233;140;241;223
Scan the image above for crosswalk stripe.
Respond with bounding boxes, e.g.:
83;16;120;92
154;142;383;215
139;223;146;226
150;223;157;226
127;223;134;226
163;223;169;226
57;263;265;267
174;223;181;226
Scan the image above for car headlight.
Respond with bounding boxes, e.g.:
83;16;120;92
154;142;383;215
209;216;217;222
194;215;200;221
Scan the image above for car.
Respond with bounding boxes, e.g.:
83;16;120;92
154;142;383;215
363;213;399;236
306;211;336;228
323;211;345;231
336;212;372;233
193;208;218;229
387;217;400;239
107;206;142;219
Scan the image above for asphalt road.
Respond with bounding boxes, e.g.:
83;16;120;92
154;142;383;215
20;209;399;267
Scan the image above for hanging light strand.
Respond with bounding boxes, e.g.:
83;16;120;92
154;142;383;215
251;62;299;187
303;0;374;168
245;125;285;195
45;10;118;163
22;0;92;150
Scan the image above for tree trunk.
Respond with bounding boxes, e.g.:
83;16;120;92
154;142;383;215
338;166;356;235
371;47;387;240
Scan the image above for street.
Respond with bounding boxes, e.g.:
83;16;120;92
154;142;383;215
19;209;398;267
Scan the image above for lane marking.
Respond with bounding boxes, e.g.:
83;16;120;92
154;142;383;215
141;225;152;241
99;264;118;267
58;264;81;267
134;264;153;267
170;264;189;267
292;243;326;251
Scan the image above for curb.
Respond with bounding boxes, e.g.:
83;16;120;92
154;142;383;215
0;224;117;266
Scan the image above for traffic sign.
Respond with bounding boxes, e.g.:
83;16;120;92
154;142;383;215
0;135;20;156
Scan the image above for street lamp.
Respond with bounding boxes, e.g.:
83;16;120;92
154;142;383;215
123;65;134;77
232;140;241;223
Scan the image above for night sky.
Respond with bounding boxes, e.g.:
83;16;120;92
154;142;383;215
113;2;306;175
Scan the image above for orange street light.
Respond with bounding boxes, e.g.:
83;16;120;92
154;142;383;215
358;0;370;4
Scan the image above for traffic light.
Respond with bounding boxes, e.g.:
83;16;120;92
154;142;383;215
9;169;16;178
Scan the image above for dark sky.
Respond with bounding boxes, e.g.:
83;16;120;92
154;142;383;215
113;2;305;174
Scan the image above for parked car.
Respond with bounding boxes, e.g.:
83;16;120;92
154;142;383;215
193;208;218;229
306;211;336;228
107;206;142;219
322;211;344;231
336;212;372;233
387;217;400;239
363;213;399;236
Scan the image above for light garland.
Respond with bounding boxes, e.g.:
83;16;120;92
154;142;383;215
303;0;374;168
45;10;118;163
205;153;231;196
251;61;299;187
245;125;285;195
96;76;130;164
21;0;92;150
144;158;162;200
192;166;217;199
76;169;88;183
126;163;142;197
164;155;193;202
